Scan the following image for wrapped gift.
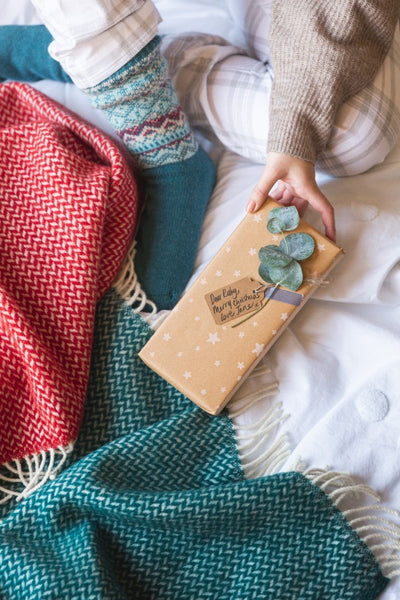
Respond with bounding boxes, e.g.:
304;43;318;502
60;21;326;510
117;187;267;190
139;200;344;414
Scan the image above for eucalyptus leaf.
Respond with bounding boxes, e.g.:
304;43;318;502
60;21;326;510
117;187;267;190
280;232;315;261
266;260;293;285
266;216;285;234
267;206;299;232
258;262;274;284
269;259;303;291
259;245;292;268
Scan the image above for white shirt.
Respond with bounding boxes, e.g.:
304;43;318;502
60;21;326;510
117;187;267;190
30;0;162;88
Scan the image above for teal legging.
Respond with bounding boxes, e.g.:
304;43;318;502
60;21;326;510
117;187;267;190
0;25;71;83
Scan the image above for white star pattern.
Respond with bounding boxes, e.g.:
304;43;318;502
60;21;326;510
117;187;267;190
183;371;192;379
237;362;245;370
194;316;200;321
272;329;277;335
206;332;221;345
200;277;207;285
189;298;194;303
318;243;326;252
237;375;242;381
248;248;257;256
281;313;288;321
253;321;259;328
214;360;221;367
177;352;183;357
253;214;262;222
195;346;201;351
215;270;222;277
238;332;245;339
252;343;265;357
234;270;241;278
220;387;227;393
201;389;207;396
163;333;171;341
272;234;280;242
225;246;231;253
172;306;180;313
149;352;155;358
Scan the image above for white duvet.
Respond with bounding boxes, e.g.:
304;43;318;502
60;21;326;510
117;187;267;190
3;1;400;598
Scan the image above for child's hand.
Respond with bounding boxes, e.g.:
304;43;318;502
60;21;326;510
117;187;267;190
246;152;336;242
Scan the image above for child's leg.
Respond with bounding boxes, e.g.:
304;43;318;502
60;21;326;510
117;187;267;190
28;0;215;310
0;25;71;83
164;17;400;177
84;36;216;310
225;0;272;63
162;33;272;165
318;22;400;176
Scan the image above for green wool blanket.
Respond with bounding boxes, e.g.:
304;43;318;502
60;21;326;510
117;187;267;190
0;289;389;599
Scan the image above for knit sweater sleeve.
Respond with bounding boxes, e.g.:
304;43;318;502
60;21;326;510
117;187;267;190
267;0;399;163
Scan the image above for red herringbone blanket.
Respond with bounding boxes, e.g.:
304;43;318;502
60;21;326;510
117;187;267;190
0;82;139;466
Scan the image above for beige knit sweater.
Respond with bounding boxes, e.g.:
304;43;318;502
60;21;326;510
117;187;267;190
268;0;400;163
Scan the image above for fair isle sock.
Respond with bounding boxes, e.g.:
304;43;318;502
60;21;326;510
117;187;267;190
86;36;216;308
0;25;71;83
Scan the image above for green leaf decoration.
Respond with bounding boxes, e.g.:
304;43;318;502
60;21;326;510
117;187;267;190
267;206;299;233
256;205;312;296
259;245;292;268
266;216;285;234
258;263;274;284
269;260;303;291
280;233;315;261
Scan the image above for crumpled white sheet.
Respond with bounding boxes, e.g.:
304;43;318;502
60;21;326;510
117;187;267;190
193;149;400;599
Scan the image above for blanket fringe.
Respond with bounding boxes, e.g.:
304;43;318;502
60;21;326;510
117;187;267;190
229;368;290;478
299;466;400;579
113;240;157;320
0;443;74;506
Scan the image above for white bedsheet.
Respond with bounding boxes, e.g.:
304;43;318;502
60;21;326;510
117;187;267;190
3;1;400;598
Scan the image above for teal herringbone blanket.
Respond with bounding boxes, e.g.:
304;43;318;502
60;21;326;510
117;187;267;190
0;290;388;599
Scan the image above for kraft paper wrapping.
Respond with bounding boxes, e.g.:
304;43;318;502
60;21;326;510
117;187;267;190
139;200;344;415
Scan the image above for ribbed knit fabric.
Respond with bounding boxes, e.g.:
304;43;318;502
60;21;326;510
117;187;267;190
0;25;71;84
85;35;216;309
268;0;400;163
0;290;389;599
86;36;197;170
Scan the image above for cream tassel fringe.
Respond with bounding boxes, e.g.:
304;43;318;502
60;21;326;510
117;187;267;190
0;244;155;510
113;240;158;321
229;366;291;478
0;443;74;506
299;466;400;579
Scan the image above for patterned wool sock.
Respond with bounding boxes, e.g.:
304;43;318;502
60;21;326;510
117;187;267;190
0;25;71;83
86;36;216;309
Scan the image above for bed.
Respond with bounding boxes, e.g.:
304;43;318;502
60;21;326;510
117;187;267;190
1;1;400;598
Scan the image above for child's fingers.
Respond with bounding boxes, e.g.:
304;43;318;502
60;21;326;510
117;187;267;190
289;197;309;216
246;165;280;213
246;154;336;242
276;185;295;206
303;182;336;241
269;180;286;201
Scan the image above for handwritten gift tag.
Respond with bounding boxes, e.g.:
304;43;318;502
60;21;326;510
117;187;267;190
204;277;264;325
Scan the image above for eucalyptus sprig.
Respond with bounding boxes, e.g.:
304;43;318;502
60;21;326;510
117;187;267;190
232;206;315;328
258;206;315;291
